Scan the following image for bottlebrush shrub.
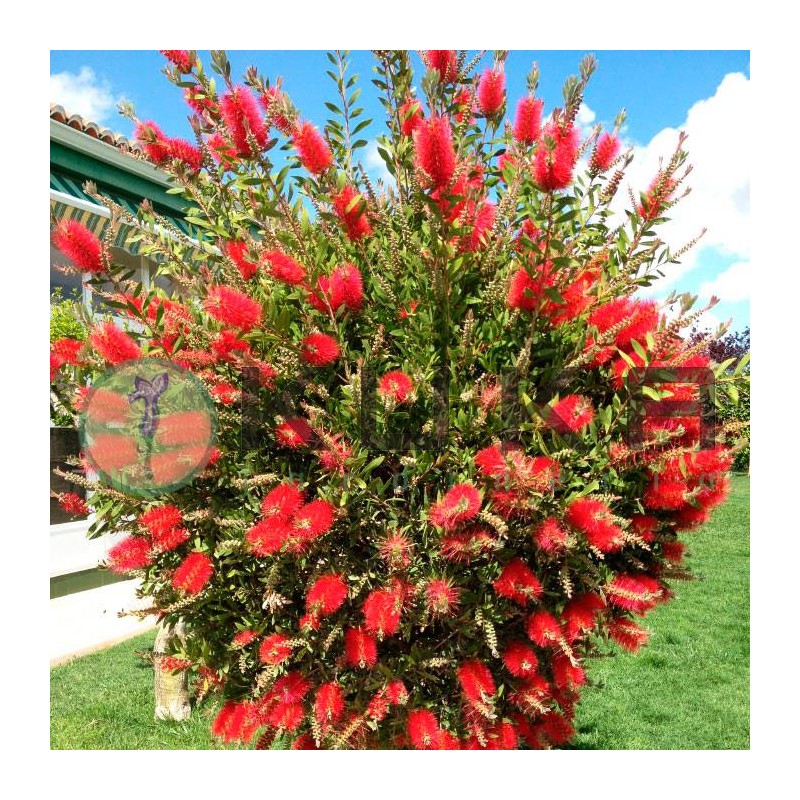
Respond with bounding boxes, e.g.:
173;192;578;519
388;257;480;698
51;50;748;749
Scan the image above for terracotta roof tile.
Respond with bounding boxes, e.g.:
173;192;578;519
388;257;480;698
50;103;145;156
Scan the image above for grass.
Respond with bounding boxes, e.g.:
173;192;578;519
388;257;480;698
51;476;749;750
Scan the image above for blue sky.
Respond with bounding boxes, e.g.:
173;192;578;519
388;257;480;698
50;50;750;332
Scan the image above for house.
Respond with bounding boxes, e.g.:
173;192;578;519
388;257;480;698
49;104;191;662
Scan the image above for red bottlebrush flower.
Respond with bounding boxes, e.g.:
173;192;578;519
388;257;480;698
413;115;456;189
290;499;336;544
493;558;543;606
107;536;151;573
273;671;312;704
224;240;258;281
428;483;481;531
261;250;306;286
317;434;352;475
57;492;89;517
259;633;294;665
439;526;497;563
291;733;318;750
675;505;711;531
477;68;505;117
457;660;496;714
534;517;569;553
367;689;391;722
292;121;333;175
453;86;475;124
261;482;305;520
591;131;621;172
315;682;345;730
184;86;216;116
89;321;142;365
232;630;258;648
378;530;414;570
562;593;606;641
165;137;203;171
160;50;193;73
513;96;544;145
207;132;237;162
246;518;290;556
526;611;563;648
252;360;278;389
399;97;424;136
378;370;414;404
52;219;104;275
50;351;61;381
662;540;686;563
275;417;314;448
507;266;545;312
398;299;419;321
566;497;625;553
203;285;262;331
209;381;238;406
343;627;378;668
608;618;650;652
644;478;689;510
333;185;373;241
267;702;304;732
363;588;403;638
552;651;586;690
385;679;409;706
639;173;677;220
533;122;580;192
423;50;458;83
219;85;268;157
300;332;340;366
497;152;517;180
502;641;539;678
539;712;574;746
329;263;364;311
407;708;442;750
160;656;192;672
630;514;660;540
139;505;183;539
459;200;497;253
172;551;214;595
509;675;552;716
211;330;250;362
135;120;172;164
547;394;595;434
306;574;348;617
424;578;460;616
474;444;509;477
607;574;664;615
211;701;258;744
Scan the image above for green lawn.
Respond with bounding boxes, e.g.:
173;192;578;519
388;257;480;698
51;476;749;750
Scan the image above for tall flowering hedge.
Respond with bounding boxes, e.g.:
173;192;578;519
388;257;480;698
51;50;747;749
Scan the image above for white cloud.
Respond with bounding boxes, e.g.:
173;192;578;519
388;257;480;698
698;260;749;302
576;102;596;128
614;72;750;288
363;140;394;187
50;66;120;123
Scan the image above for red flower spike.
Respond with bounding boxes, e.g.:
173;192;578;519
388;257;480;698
333;186;373;241
89;321;142;365
533;122;580;192
608;618;650;652
526;611;563;648
547;395;595;434
591;131;621;172
343;627;378;668
107;536;152;573
159;50;193;73
315;682;345;731
513;96;544;145
566;497;625;553
424;578;461;616
52;219;104;274
292;121;333;175
172;551;214;595
301;332;340;366
203;286;262;332
399;97;424;136
493;559;543;605
422;51;458;83
413;115;456;189
363;588;403;638
606;574;665;615
219;86;268;157
457;660;496;715
329;263;364;311
428;483;481;531
477;68;505;117
259;633;294;665
378;370;414;404
261;483;305;520
407;708;442;750
211;701;258;744
246;518;290;556
502;641;539;678
306;574;348;617
275;417;314;448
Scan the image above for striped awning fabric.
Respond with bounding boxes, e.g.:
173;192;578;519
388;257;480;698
50;170;193;256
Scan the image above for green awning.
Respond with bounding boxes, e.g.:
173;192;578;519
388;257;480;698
50;169;194;256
